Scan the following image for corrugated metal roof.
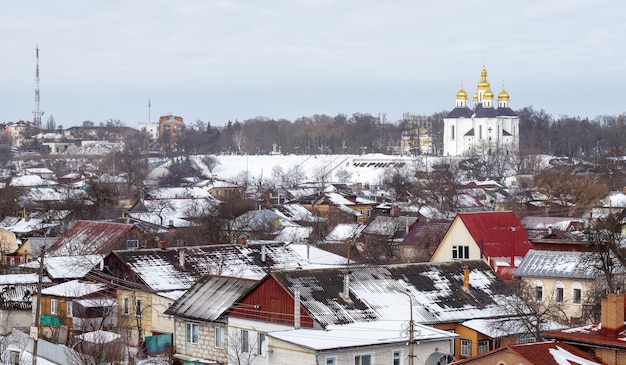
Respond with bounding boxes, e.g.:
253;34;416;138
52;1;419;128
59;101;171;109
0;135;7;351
458;211;532;258
165;275;257;322
514;249;622;279
49;220;136;255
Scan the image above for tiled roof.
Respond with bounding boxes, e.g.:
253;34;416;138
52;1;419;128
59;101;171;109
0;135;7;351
48;220;136;255
270;260;510;327
544;322;626;350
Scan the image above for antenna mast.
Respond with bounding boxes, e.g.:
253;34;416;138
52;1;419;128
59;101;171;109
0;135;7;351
33;44;44;127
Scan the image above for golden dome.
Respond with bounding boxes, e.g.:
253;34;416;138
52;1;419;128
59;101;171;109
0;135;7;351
483;89;494;99
456;87;468;100
477;67;491;90
498;87;510;101
473;92;479;102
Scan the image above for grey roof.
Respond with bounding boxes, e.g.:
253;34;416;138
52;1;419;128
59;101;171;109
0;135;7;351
513;249;619;279
362;215;418;237
165;275;257;322
445;107;473;118
271;260;511;327
473;105;499;118
110;242;335;293
496;107;517;117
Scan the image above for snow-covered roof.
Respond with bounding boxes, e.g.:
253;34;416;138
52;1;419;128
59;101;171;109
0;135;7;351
268;320;457;351
324;223;366;243
41;279;107;298
19;186;88;204
514;249;622;279
273;226;312;243
111;242;344;293
462;317;566;338
601;191;626;208
285;243;347;266
145;187;213;200
10;175;57;187
270;260;511;327
74;330;121;344
21;255;104;279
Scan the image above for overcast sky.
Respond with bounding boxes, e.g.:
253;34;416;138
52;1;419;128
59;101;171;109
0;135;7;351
1;1;625;128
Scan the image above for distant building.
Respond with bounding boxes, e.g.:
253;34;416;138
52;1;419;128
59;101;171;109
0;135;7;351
158;114;185;151
443;67;519;156
401;113;434;156
138;122;159;141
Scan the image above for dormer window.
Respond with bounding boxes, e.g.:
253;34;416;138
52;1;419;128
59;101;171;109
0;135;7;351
127;240;139;249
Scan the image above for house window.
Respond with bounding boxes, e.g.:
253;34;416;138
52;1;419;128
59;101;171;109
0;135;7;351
257;333;266;355
367;209;372;218
478;340;489;354
452;245;469;259
50;299;57;315
135;297;142;317
555;281;564;303
326;357;337;365
66;301;73;317
186;323;199;344
355;354;372;365
122;297;130;316
126;239;139;249
518;332;537;344
572;282;582;304
460;339;472;357
451;125;455;140
241;330;250;353
392;350;402;365
534;281;544;302
215;326;225;348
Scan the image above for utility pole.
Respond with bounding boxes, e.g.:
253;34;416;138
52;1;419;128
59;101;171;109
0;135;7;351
32;246;45;365
407;293;415;365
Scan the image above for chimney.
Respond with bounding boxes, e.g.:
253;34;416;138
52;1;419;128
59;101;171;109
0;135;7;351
600;294;625;337
168;219;174;228
548;225;553;236
158;241;166;250
178;248;185;270
462;265;470;290
261;245;266;263
237;236;247;245
509;227;516;268
293;285;301;329
339;269;352;303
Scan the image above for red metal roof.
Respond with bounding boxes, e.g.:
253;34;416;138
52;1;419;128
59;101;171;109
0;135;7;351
49;220;136;255
458;211;532;258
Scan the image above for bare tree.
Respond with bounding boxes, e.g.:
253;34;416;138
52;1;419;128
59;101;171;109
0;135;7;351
228;329;261;365
493;280;568;341
202;155;220;176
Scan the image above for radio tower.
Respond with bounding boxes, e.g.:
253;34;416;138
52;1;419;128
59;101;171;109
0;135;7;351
33;44;44;127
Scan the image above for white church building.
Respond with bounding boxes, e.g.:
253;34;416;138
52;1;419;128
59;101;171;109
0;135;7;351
443;67;519;156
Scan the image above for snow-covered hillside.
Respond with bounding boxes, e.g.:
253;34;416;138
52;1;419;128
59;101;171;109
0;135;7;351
187;153;441;187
